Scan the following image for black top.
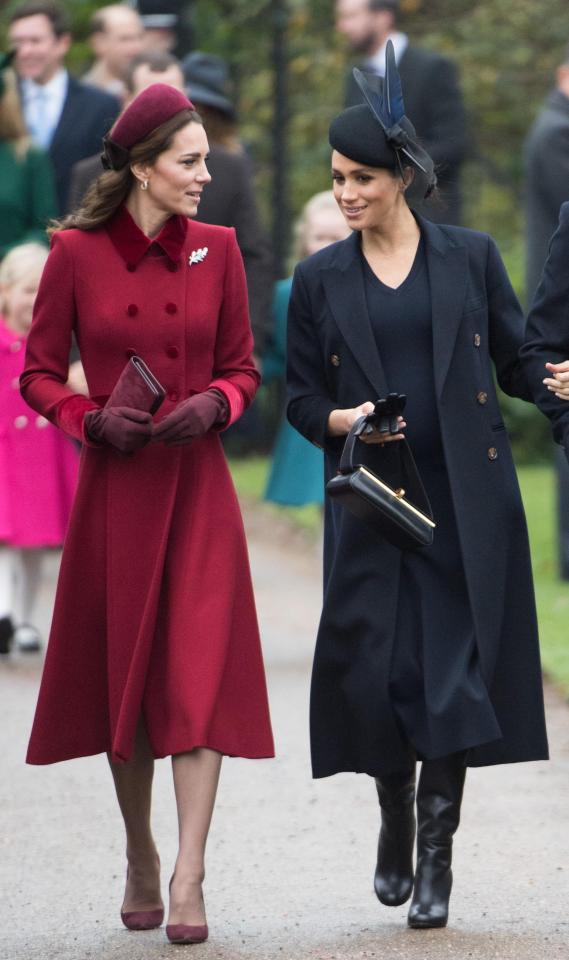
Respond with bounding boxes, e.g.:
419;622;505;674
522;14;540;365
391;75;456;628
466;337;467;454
361;236;443;465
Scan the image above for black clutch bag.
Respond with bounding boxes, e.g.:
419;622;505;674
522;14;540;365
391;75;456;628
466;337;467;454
326;406;435;551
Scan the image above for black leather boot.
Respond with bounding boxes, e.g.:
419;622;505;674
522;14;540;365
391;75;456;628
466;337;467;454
0;616;14;656
407;753;466;928
374;767;416;906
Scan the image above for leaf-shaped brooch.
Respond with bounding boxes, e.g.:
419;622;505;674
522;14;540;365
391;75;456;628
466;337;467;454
188;247;208;266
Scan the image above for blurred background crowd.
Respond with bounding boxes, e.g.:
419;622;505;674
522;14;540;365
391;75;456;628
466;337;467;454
2;0;569;669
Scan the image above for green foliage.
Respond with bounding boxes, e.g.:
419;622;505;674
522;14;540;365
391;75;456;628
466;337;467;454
3;0;566;462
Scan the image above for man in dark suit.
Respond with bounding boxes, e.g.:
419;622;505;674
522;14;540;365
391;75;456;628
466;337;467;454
8;0;120;214
336;0;467;224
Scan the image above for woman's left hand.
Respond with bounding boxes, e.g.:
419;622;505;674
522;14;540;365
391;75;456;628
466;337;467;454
153;389;228;445
543;361;569;399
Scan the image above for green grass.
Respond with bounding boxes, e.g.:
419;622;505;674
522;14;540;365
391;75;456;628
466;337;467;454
228;456;322;537
518;464;569;697
229;456;569;697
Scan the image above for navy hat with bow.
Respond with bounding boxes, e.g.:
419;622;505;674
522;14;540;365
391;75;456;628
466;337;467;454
329;40;436;200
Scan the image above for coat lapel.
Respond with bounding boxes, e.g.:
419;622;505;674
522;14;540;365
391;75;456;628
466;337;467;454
320;232;389;397
420;217;469;397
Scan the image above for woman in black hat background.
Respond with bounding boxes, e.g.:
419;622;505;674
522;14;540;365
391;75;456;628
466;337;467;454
286;44;548;929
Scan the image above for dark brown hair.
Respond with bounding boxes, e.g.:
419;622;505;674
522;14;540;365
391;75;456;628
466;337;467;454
9;0;71;37
51;109;202;234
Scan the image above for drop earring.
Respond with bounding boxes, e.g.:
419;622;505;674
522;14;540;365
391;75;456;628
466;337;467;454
141;179;149;191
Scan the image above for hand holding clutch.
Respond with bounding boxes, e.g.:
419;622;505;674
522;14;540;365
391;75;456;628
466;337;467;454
153;389;228;446
84;406;154;454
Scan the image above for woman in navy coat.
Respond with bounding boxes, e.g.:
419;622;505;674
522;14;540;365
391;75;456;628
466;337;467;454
286;47;548;930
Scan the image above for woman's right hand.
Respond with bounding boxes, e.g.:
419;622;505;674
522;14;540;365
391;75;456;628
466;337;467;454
84;406;153;454
327;402;406;443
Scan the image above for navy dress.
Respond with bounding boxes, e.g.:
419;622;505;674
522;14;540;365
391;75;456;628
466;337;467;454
361;239;500;759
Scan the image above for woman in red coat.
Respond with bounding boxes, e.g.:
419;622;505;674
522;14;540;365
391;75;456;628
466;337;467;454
21;84;274;946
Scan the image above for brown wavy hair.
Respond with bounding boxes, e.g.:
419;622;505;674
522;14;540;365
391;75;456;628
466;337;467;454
52;108;203;234
0;70;30;155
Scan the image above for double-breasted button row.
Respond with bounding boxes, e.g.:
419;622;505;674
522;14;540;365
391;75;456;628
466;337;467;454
488;447;498;461
125;303;178;316
476;391;488;405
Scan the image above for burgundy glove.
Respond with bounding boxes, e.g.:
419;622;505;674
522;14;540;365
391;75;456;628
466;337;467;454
153;389;228;446
84;406;153;454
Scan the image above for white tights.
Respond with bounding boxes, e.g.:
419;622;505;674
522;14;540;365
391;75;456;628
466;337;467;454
0;546;44;625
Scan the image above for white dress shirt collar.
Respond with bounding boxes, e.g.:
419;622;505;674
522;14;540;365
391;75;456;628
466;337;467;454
366;31;409;77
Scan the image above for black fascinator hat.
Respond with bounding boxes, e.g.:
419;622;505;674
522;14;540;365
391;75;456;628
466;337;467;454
329;40;436;201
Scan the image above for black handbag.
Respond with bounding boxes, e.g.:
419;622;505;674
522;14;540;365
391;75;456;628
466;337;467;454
326;414;435;550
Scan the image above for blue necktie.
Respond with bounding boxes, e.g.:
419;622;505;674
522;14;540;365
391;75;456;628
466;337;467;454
29;88;52;150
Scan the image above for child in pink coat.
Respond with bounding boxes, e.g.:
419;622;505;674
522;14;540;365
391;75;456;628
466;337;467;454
0;243;79;654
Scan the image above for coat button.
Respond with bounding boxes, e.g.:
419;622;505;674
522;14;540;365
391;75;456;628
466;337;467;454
488;447;498;461
168;390;179;402
477;391;488;405
125;348;137;359
35;416;49;429
14;415;28;429
11;377;19;389
167;262;178;273
126;262;136;272
166;346;179;359
165;303;177;314
127;304;138;317
330;354;340;367
474;333;481;347
10;340;22;352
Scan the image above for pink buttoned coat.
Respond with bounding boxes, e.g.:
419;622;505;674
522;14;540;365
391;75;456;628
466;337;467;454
21;205;274;765
0;317;78;547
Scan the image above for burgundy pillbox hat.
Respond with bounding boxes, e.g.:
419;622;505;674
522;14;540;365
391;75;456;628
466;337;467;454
101;83;196;171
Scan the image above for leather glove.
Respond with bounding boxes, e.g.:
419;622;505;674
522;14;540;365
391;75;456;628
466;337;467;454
84;406;153;454
153;389;228;446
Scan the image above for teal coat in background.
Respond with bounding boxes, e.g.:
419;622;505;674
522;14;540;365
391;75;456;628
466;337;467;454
0;141;56;258
264;278;324;506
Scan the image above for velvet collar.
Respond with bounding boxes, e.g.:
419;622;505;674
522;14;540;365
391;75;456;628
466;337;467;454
105;204;188;267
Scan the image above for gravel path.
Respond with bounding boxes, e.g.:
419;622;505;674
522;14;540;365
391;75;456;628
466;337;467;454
1;504;568;960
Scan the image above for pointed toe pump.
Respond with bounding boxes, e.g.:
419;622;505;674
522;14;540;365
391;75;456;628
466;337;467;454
166;923;209;944
374;766;416;907
121;908;164;931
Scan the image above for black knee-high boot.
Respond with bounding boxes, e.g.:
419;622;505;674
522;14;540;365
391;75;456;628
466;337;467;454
374;767;416;906
407;752;466;928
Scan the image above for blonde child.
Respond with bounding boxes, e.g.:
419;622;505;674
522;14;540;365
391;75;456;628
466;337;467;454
0;244;79;654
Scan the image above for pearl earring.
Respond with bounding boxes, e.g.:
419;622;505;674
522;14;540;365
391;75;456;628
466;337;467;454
141;179;149;191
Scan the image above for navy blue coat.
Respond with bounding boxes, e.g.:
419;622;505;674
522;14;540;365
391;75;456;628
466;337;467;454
522;202;569;444
287;218;548;777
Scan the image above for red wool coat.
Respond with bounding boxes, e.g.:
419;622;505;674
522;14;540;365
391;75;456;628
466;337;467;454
22;206;274;765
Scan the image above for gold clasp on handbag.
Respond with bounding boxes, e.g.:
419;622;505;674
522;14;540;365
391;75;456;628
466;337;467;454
394;488;406;499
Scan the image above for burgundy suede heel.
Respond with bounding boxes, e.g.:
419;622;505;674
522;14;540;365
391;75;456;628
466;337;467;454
166;923;208;944
121;908;164;931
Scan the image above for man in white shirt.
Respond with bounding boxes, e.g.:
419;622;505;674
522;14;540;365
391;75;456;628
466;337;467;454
335;0;467;225
9;0;120;213
83;4;145;99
